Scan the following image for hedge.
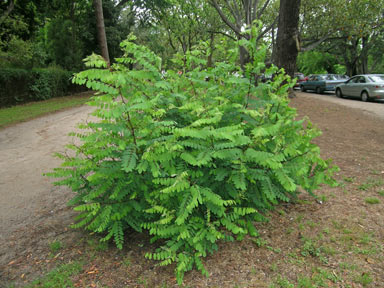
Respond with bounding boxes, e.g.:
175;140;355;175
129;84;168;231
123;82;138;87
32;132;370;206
0;67;84;107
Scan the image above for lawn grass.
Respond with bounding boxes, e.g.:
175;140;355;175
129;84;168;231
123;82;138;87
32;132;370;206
0;92;92;129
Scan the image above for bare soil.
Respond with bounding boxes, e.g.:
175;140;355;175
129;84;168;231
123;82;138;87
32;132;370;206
1;92;383;287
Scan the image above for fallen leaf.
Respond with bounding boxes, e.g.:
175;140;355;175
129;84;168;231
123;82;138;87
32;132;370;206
8;260;16;265
366;258;375;264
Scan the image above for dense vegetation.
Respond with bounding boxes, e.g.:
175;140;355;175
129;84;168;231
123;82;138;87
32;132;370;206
2;0;381;283
0;67;79;106
1;0;383;105
48;35;337;283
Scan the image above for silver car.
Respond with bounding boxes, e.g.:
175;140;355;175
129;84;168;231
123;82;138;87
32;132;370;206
335;74;384;102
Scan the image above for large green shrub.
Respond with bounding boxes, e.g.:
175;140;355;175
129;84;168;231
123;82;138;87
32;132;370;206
0;67;77;107
30;67;72;100
49;35;337;284
0;68;33;106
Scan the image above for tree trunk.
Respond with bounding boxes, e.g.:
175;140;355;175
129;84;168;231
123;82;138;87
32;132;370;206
360;36;368;74
274;0;301;78
274;0;301;98
93;0;110;65
239;44;250;70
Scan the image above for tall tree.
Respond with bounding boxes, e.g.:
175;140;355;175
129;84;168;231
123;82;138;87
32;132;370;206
93;0;110;65
274;0;301;78
299;0;384;75
210;0;277;67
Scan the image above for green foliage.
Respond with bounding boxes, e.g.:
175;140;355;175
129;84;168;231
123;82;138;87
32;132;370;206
49;240;63;254
0;37;34;68
354;272;373;287
0;68;31;106
26;262;82;288
358;177;383;191
300;237;328;263
297;51;342;75
0;67;75;107
49;35;337;284
45;19;84;71
30;67;73;100
364;197;380;205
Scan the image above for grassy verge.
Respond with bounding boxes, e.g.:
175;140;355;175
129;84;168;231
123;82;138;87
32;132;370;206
0;92;92;129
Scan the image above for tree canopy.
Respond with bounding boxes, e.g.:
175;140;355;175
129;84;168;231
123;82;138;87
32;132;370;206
1;0;383;75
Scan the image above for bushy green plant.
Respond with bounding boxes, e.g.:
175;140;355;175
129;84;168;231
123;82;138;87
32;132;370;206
0;68;32;106
48;34;337;284
30;67;72;100
297;51;341;75
0;67;73;107
0;37;34;68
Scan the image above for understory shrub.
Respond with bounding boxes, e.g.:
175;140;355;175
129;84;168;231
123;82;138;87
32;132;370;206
0;68;32;106
48;34;337;284
0;67;78;107
30;68;72;100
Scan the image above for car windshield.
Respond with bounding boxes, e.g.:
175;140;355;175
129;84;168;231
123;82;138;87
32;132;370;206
324;75;337;80
368;75;384;82
333;74;348;80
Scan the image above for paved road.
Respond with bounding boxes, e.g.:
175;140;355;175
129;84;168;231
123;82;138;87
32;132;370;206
295;91;384;120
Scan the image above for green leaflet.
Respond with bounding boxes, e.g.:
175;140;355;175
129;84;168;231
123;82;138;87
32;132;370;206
48;36;337;285
121;145;137;172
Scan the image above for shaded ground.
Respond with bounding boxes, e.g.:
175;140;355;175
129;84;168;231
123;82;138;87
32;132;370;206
1;93;383;287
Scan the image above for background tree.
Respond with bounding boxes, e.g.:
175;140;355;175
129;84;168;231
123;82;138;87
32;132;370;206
274;0;301;78
209;0;278;67
93;0;110;65
298;0;384;75
0;0;14;26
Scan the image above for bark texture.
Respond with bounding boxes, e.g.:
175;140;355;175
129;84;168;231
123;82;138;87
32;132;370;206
93;0;110;65
274;0;301;78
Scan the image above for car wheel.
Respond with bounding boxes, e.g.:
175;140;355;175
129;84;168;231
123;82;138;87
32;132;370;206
300;85;306;92
361;91;369;102
316;87;322;94
336;89;343;98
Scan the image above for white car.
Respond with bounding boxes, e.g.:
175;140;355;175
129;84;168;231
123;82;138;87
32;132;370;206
335;74;384;102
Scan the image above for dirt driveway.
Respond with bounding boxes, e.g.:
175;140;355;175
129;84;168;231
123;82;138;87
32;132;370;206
296;91;384;120
1;93;384;287
0;105;94;242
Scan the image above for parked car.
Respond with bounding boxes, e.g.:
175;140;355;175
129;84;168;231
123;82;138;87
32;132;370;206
332;74;349;80
300;74;345;94
294;72;307;89
335;74;384;102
